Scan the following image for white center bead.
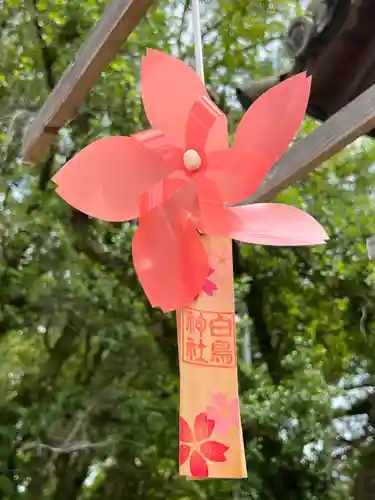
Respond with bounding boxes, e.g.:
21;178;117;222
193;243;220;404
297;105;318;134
183;149;201;171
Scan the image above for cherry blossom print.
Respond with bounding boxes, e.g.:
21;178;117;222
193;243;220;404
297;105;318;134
206;393;240;435
179;412;229;477
215;251;231;268
202;267;218;296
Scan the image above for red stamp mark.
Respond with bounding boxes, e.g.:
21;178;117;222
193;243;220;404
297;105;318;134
180;307;236;368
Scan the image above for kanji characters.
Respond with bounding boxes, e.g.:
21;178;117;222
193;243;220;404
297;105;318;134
209;313;233;338
181;308;236;367
211;340;233;365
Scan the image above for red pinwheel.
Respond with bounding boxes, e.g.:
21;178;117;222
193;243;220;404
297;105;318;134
52;49;328;312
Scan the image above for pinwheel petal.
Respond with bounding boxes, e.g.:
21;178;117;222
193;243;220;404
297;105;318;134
53;136;174;222
141;49;211;149
139;176;193;218
186;96;228;153
132;189;209;312
192;178;327;246
233;72;311;173
213;393;228;409
132;129;183;167
190;176;239;246
205;149;270;205
223;204;328;246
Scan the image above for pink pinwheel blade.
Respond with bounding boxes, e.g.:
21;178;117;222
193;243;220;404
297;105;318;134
192;176;234;235
233;73;311;191
53;136;175;222
132;129;183;167
132;188;209;312
205;149;271;205
225;204;328;246
142;49;212;150
185;96;228;153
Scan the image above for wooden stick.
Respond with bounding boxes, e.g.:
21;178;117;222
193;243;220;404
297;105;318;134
22;0;156;164
242;80;375;204
367;236;375;260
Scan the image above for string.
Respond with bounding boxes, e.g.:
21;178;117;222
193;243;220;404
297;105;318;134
191;0;205;84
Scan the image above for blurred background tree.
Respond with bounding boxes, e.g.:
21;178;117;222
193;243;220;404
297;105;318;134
1;0;375;498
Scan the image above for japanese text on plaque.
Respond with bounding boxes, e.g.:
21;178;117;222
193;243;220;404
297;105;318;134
180;307;236;368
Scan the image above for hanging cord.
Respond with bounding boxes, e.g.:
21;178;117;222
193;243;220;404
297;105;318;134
191;0;205;84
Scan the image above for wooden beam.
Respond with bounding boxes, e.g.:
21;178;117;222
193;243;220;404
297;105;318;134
243;80;375;204
22;0;156;164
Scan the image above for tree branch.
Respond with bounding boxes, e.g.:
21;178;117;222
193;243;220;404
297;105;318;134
31;0;57;189
177;0;190;52
31;0;56;91
20;439;114;454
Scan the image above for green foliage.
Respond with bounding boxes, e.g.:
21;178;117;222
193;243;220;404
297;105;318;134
0;0;374;498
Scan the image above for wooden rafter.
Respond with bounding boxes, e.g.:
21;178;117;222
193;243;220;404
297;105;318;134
22;0;156;163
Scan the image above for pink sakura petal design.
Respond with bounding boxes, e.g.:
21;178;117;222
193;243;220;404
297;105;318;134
216;251;231;268
194;413;215;442
213;393;228;409
132;186;209;312
200;441;229;462
205;405;229;435
141;49;227;152
53;136;174;222
206;394;240;435
226;204;328;246
202;279;217;296
229;398;241;428
202;268;218;296
179;444;191;466
190;451;208;477
233;72;311;166
180;417;194;443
